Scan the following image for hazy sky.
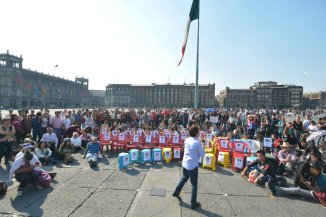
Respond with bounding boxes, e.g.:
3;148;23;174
1;0;325;93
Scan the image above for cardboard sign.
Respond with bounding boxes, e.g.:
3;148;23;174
145;135;152;143
174;150;181;159
263;138;272;147
209;116;219;123
206;134;213;141
245;140;256;153
234;157;244;169
173;135;179;144
204;156;212;165
165;132;171;139
103;133;110;141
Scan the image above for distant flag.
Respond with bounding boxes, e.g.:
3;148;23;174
54;64;58;67
178;0;199;66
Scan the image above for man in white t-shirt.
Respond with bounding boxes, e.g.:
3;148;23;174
63;115;71;130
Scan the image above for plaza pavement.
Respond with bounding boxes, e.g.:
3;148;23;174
0;152;325;217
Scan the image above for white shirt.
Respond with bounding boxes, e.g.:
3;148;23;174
303;119;310;130
63;118;71;129
71;136;82;147
182;137;205;170
9;154;41;181
41;133;59;147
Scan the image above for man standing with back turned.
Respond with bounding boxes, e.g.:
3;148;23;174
172;126;205;209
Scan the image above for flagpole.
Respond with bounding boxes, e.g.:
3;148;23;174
194;0;200;109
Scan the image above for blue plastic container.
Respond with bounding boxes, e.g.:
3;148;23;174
118;152;130;170
152;148;162;162
129;149;140;164
141;149;151;164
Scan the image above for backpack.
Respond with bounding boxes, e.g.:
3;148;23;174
38;170;52;187
0;181;8;197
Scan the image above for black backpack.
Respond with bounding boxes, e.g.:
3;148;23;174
0;181;8;197
275;176;287;187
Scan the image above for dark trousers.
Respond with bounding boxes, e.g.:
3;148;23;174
15;173;39;189
173;167;198;205
257;175;274;186
0;142;12;163
32;129;43;143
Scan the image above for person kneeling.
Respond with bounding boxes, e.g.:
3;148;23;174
83;137;103;168
8;150;42;196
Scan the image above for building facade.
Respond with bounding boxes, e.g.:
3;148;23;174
105;83;216;108
219;81;303;108
0;51;89;108
303;91;326;108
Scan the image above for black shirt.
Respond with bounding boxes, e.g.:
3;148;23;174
249;158;276;178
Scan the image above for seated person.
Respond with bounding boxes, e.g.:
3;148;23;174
277;142;297;176
35;141;52;165
241;150;276;187
83;137;103;168
80;130;92;149
58;138;74;164
41;127;59;151
8;149;42;197
269;161;326;207
71;132;82;152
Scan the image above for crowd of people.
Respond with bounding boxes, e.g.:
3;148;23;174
0;107;325;206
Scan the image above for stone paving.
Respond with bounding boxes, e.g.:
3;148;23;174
0;151;325;217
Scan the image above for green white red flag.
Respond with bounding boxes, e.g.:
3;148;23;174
178;0;199;66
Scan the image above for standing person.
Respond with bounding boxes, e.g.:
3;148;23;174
31;112;43;143
172;126;205;210
303;114;311;132
0;115;16;165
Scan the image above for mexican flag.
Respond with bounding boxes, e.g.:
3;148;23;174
178;0;199;66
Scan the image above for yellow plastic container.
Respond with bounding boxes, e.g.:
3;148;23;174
162;148;173;163
217;151;230;168
202;153;216;171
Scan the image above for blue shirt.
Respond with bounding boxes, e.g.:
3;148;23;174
182;137;205;170
86;142;100;154
316;173;326;191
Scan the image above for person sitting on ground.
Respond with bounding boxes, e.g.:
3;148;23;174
8;149;42;197
277;142;297;176
80;130;92;149
71;132;82;152
241;150;276;187
35;141;52;165
58;138;74;164
269;161;326;207
83;136;103;168
41;127;59;151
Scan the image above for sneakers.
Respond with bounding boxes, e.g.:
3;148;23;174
191;202;201;210
17;190;23;197
172;193;182;201
268;179;276;196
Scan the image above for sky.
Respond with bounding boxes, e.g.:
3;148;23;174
0;0;325;94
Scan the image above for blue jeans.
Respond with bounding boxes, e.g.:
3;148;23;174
275;186;316;201
173;167;198;205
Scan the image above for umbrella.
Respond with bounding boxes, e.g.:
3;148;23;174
205;108;215;113
306;130;326;142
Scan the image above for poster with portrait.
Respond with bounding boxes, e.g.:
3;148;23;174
218;153;225;162
123;156;129;166
173;135;179;144
204;156;212;165
131;152;138;161
181;133;188;140
220;140;228;149
145;135;152;143
159;136;165;144
174;149;181;159
144;152;151;161
103;133;110;141
165;150;171;159
263;137;272;147
234;157;244;169
119;133;125;141
235;142;243;152
112;130;118;137
154;152;161;161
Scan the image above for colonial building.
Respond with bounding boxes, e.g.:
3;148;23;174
105;83;216;108
0;51;89;108
219;81;303;108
